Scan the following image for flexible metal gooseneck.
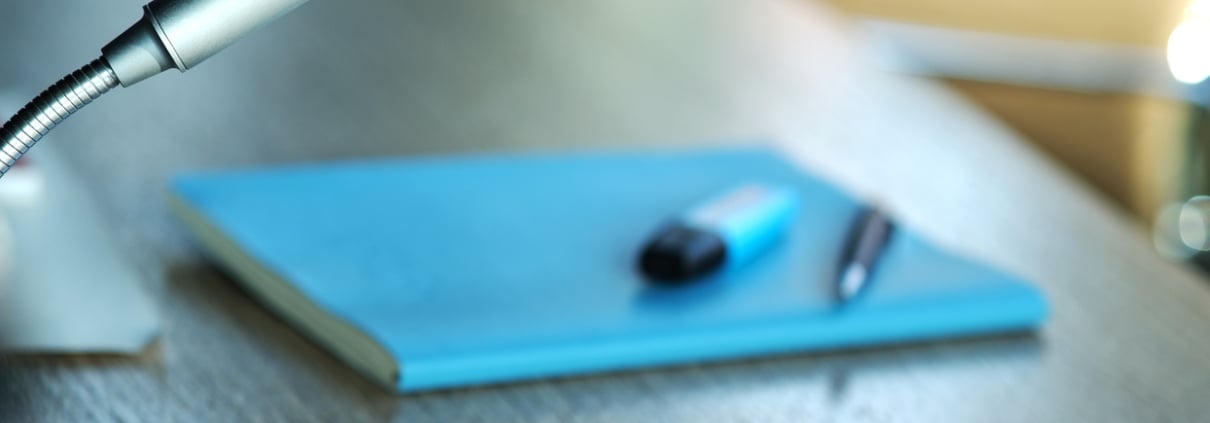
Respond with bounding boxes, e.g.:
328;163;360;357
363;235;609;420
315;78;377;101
0;59;119;176
0;0;308;179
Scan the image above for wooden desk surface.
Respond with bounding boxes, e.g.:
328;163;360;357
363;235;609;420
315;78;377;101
4;0;1210;421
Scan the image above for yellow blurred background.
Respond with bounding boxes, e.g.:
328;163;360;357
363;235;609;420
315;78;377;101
825;0;1194;224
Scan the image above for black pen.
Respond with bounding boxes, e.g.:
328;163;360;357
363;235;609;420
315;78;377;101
836;206;895;303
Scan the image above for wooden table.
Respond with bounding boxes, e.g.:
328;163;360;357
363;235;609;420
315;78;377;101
3;0;1210;421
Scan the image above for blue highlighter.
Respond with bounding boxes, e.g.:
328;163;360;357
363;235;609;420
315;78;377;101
639;184;801;283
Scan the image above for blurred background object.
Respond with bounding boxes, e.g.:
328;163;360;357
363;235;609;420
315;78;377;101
827;0;1185;45
825;0;1194;227
0;93;156;354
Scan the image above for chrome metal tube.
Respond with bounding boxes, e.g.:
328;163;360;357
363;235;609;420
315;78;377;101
0;59;119;176
104;0;311;86
0;0;309;179
145;0;310;71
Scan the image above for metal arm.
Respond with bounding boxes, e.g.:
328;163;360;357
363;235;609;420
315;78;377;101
0;0;310;176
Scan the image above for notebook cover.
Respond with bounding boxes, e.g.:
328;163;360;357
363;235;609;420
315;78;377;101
171;147;1047;391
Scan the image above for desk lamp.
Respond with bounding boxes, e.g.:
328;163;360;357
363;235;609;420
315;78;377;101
0;0;309;178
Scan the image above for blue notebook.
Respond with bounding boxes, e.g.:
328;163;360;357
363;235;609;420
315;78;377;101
170;147;1047;392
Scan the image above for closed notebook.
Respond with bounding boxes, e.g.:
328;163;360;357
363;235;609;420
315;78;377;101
170;147;1047;392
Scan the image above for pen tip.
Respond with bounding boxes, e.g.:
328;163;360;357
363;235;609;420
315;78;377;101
838;264;867;302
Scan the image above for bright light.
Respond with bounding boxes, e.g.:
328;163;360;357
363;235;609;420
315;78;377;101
1169;20;1210;84
1168;0;1210;84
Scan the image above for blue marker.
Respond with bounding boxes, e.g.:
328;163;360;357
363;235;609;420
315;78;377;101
639;184;801;283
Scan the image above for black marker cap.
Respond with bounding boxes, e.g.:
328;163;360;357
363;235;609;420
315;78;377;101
639;224;727;283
